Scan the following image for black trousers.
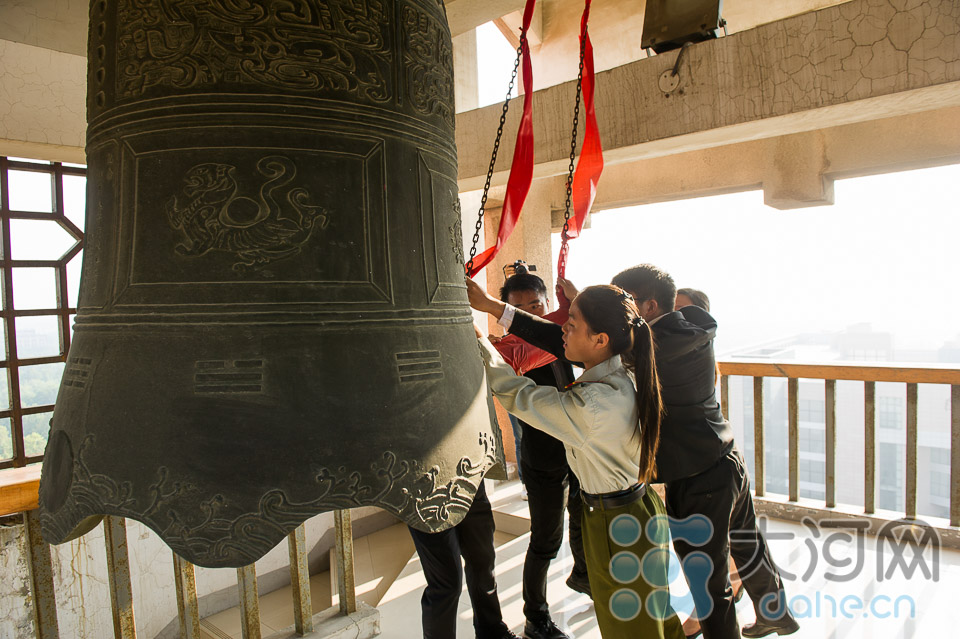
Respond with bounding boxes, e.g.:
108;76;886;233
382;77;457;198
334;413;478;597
408;482;508;639
666;449;793;639
520;423;588;623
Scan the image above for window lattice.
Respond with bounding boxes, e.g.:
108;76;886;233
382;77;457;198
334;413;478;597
0;157;85;469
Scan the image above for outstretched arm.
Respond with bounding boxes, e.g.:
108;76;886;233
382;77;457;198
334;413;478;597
479;336;593;449
491;333;557;375
509;309;569;363
466;277;574;364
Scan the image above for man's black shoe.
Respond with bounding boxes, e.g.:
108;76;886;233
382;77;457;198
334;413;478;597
523;617;571;639
565;573;592;598
496;631;522;639
741;615;800;637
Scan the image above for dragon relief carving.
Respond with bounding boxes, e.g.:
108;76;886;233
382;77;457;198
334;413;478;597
115;0;392;103
165;156;329;270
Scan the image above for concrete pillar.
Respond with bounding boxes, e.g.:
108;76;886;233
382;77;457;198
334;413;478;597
762;131;835;209
483;178;559;309
453;30;479;113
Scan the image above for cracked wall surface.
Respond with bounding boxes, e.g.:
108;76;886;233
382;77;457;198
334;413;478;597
0;39;86;161
0;0;88;56
457;0;960;186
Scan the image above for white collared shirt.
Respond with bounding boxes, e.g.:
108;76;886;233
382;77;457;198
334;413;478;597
497;304;517;330
647;312;666;326
478;337;642;494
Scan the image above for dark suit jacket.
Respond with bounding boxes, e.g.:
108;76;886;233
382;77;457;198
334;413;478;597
508;305;733;483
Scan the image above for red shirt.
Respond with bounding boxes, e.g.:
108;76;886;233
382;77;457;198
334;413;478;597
492;292;570;375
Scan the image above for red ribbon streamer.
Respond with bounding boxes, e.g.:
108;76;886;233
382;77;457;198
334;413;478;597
467;0;538;278
557;0;604;278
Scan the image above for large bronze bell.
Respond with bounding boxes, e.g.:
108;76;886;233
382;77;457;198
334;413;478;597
37;0;505;568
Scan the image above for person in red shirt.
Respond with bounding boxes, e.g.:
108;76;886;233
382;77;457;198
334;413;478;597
491;271;576;375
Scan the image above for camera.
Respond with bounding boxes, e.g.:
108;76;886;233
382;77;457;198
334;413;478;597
503;259;536;278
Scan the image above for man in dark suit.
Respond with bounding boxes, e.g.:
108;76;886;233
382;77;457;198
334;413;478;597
611;264;797;639
408;482;520;639
467;265;798;639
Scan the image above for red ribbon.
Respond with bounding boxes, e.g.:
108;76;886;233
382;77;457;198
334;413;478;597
467;0;538;278
557;0;603;278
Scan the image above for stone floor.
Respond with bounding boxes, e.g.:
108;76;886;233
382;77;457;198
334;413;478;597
202;479;960;638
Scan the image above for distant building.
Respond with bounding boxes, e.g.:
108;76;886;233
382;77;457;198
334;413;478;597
723;324;953;520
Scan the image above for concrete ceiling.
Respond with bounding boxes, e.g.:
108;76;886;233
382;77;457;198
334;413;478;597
0;0;527;57
0;0;848;58
445;0;526;36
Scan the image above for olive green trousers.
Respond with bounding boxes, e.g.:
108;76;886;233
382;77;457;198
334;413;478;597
581;487;685;639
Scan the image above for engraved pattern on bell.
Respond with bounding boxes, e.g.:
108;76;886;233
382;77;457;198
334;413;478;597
38;0;505;568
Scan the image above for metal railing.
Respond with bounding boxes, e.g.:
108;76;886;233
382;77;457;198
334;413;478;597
5;359;957;636
719;359;960;543
0;470;360;639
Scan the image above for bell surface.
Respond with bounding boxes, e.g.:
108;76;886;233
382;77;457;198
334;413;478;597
37;0;505;568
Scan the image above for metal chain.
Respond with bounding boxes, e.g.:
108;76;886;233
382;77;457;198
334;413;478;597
557;21;589;276
465;31;527;275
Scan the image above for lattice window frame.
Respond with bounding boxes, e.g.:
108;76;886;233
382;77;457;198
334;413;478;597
0;156;85;469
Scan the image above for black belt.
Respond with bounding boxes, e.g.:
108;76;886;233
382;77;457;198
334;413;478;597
582;483;646;510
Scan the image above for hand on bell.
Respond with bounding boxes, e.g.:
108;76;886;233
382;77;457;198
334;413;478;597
465;277;492;311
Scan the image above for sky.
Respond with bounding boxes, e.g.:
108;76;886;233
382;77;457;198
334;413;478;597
477;22;519;107
549;166;960;357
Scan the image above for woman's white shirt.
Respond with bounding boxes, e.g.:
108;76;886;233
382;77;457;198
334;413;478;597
478;336;641;495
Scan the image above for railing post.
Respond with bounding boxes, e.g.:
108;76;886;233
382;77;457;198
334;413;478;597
23;510;60;639
865;381;876;514
103;516;137;639
753;377;765;497
951;384;959;527
720;374;729;422
906;383;918;519
288;524;313;635
172;553;201;639
334;509;357;615
788;378;799;502
237;565;262;639
825;379;837;508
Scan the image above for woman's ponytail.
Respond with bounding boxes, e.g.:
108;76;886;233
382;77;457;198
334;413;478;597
632;320;662;483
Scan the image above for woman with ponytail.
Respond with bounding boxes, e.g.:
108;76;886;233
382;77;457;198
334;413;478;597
468;279;684;639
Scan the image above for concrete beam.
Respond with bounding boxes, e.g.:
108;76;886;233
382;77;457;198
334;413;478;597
584;106;960;212
445;0;528;37
456;0;960;190
495;4;544;49
762;131;835;209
